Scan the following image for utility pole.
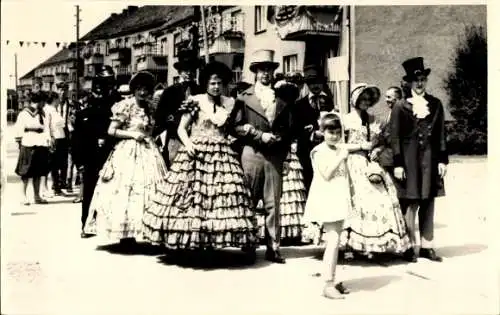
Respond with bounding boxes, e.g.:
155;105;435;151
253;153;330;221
14;53;18;92
200;6;210;64
75;5;81;105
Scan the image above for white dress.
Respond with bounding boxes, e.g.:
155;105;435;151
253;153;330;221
303;142;350;225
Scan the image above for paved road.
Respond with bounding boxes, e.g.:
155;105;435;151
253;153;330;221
1;126;497;315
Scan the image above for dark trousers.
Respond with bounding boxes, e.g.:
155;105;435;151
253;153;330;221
81;166;99;230
297;151;313;195
51;138;69;191
240;146;283;251
161;138;182;169
400;198;436;248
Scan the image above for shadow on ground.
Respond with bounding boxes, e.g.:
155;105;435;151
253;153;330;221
95;242;165;256
438;243;488;258
343;275;402;292
157;248;273;270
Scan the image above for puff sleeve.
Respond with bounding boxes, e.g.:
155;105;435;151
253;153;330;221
110;99;132;124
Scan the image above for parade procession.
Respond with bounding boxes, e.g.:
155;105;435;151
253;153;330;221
2;4;492;313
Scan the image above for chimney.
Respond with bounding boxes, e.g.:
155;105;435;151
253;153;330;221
122;8;128;15
127;6;139;13
111;13;118;18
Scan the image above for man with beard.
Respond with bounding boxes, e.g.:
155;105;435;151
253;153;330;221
293;65;335;194
233;49;298;263
153;49;201;167
73;65;122;238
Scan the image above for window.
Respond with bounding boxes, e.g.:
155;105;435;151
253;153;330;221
255;6;267;33
283;54;298;74
105;42;110;56
95;43;101;54
232;67;242;83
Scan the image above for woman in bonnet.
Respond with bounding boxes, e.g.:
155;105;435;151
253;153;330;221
339;83;410;257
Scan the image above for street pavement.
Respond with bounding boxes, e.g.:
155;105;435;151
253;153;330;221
1;125;498;315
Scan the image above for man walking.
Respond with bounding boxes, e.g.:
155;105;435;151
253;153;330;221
73;65;121;238
293;65;335;194
233;49;298;263
390;57;448;262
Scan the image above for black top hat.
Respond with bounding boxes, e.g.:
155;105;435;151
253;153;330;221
303;64;325;83
198;61;232;89
174;49;201;71
402;57;431;81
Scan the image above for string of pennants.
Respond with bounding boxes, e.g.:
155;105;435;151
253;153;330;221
3;40;97;49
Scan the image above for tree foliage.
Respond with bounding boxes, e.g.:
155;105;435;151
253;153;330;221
444;25;487;155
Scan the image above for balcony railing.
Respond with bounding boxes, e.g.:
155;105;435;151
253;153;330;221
136;55;168;72
221;15;244;38
115;65;132;76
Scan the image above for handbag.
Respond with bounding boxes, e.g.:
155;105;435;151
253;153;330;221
99;160;114;182
366;161;384;184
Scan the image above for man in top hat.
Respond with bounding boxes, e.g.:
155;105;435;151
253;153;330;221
390;57;448;262
233;49;299;263
153;49;202;167
73;64;122;238
293;64;335;194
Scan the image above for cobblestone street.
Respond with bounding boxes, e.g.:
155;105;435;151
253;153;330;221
1;128;497;315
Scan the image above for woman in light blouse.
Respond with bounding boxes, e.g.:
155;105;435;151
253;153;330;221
15;91;51;205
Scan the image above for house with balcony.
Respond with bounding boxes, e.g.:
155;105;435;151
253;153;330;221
18;68;37;107
151;6;245;86
79;5;181;88
242;6;343;82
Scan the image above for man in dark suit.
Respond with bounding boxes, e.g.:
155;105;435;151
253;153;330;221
73;65;122;238
233;49;298;264
390;57;448;262
370;86;403;170
153;49;201;167
293;65;335;194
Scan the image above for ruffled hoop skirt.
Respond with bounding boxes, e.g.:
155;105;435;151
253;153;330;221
142;134;257;250
256;144;307;243
83;139;168;242
339;154;410;254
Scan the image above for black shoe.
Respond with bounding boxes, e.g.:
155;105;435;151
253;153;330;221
403;248;418;263
265;249;286;264
419;248;443;262
80;231;92;238
335;282;350;295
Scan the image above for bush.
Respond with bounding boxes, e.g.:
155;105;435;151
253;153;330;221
444;25;487;155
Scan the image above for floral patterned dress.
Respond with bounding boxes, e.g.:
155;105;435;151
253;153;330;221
339;112;410;254
255;141;307;243
83;97;169;241
142;94;257;250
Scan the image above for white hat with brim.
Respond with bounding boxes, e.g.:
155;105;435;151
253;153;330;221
249;49;280;73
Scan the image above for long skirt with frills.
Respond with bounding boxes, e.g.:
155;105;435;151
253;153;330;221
142;134;257;250
83;139;169;242
256;143;307;243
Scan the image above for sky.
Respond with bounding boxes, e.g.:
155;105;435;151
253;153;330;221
1;1;130;90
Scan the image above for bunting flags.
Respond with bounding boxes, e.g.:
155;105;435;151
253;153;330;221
2;40;91;48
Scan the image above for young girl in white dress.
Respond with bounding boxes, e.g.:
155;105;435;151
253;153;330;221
303;112;350;299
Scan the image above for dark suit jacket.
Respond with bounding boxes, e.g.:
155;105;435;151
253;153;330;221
152;81;201;139
232;84;298;162
390;94;449;199
372;113;394;168
72;104;112;170
293;94;334;157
